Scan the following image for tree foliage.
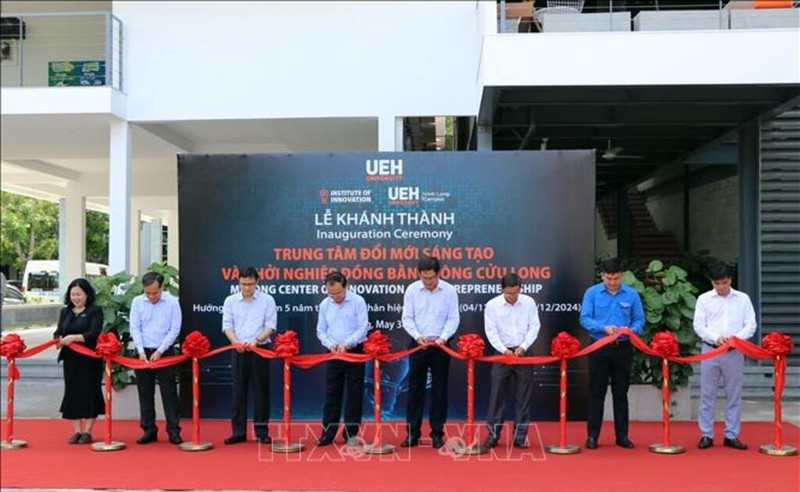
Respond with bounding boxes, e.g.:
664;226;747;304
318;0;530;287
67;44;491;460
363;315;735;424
0;192;109;273
0;191;59;272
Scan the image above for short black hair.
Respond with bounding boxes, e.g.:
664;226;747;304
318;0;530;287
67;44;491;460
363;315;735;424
500;273;521;289
325;271;347;287
600;258;623;274
707;262;731;281
417;256;441;273
141;272;164;288
240;266;259;281
63;278;96;307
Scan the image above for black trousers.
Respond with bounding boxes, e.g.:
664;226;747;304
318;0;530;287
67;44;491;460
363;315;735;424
135;347;181;436
406;341;450;439
486;357;533;441
230;350;270;439
587;342;633;440
321;344;365;440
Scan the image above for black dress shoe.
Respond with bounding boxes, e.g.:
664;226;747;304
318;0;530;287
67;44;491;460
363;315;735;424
431;436;445;449
585;437;598;449
224;435;246;445
698;436;713;449
257;435;272;444
316;435;335;446
723;437;748;450
513;439;529;449
400;436;419;448
482;436;498;449
616;437;635;449
137;431;158;444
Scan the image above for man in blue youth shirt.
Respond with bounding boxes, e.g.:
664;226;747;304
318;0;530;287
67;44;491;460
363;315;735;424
580;257;644;450
315;271;370;447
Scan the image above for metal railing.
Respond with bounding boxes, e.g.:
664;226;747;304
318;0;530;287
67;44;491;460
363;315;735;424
497;1;799;34
1;11;123;90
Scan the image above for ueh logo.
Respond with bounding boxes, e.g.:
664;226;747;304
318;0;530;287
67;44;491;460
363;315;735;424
365;159;403;181
319;189;329;205
388;186;419;206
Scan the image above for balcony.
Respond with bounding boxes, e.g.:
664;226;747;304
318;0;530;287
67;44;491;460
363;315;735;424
1;11;122;90
497;1;799;34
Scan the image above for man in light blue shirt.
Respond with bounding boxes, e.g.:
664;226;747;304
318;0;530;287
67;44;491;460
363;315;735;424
221;266;277;445
129;271;183;445
401;256;460;449
315;271;369;447
580;257;644;450
482;273;540;449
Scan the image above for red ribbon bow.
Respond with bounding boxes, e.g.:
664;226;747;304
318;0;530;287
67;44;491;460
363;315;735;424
761;332;794;356
182;330;211;358
95;332;122;358
274;330;300;358
550;331;580;358
650;331;680;358
364;330;391;356
457;334;485;359
0;333;26;358
1;333;26;380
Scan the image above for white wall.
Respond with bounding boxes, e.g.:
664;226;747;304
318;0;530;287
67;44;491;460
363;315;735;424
480;28;800;87
113;1;485;121
0;13;107;88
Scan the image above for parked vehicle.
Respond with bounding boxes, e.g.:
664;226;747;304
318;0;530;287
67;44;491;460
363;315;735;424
3;284;26;305
21;260;108;303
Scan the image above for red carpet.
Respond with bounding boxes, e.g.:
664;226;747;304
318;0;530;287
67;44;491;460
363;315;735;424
1;420;798;492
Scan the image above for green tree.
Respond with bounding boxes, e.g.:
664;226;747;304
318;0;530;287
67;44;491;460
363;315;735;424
86;209;109;264
0;191;59;272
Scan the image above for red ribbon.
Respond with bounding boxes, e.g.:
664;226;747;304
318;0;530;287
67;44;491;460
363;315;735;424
649;331;680;358
364;330;391;356
0;333;26;358
182;330;210;358
457;334;485;359
95;332;122;358
550;331;580;359
1;334;26;380
762;332;794;356
274;330;300;358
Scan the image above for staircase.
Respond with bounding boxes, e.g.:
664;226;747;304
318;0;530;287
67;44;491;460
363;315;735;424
597;191;683;264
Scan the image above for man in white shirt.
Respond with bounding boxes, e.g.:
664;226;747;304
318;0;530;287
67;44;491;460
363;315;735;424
694;263;756;451
130;271;183;445
400;256;460;449
221;267;278;445
315;271;370;447
482;273;540;449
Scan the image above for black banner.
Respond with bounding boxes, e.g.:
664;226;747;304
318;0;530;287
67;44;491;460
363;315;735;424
178;151;595;421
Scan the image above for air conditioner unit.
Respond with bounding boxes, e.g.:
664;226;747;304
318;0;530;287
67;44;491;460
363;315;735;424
1;17;26;40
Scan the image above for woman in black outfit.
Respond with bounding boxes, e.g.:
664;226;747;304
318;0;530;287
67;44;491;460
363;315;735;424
54;278;104;444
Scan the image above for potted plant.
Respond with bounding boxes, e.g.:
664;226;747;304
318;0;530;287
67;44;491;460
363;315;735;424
91;262;179;391
615;260;700;420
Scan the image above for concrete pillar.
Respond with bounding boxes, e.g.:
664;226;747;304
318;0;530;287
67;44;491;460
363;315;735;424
378;116;403;152
149;218;163;265
109;119;132;275
738;119;761;330
477;125;493;151
166;209;179;268
59;183;86;294
130;205;141;275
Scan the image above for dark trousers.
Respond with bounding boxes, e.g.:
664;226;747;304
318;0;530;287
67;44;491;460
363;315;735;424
321;345;365;440
135;348;181;436
587;342;633;440
406;341;450;439
486;359;533;441
230;351;271;439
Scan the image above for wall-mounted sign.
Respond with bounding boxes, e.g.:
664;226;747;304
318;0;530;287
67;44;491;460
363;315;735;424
48;60;105;87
